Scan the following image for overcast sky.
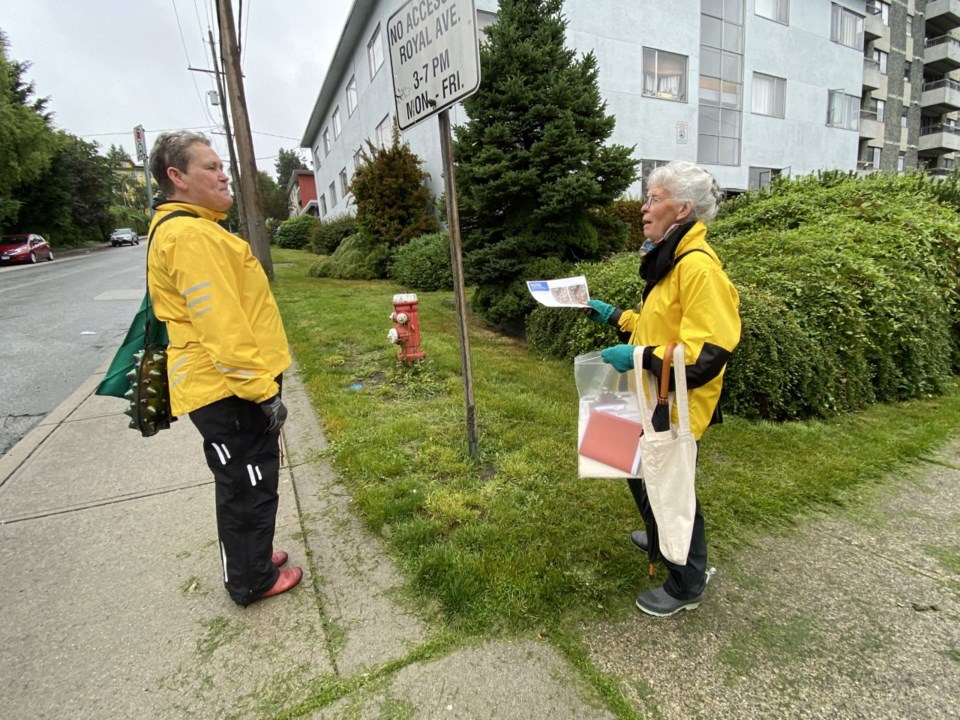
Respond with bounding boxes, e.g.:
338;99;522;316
2;0;352;180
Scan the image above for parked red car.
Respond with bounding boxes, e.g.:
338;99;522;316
0;233;54;264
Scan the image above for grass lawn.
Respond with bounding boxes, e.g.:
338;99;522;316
270;247;960;635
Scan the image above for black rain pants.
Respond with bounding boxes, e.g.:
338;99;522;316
189;391;281;606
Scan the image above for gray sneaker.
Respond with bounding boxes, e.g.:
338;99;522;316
630;530;649;552
635;586;702;617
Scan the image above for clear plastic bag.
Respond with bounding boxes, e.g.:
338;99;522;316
574;352;642;478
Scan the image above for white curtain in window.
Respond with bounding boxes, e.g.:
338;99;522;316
752;74;773;114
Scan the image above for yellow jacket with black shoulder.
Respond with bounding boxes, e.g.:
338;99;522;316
614;221;740;439
147;201;291;416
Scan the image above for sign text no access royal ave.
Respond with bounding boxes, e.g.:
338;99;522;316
387;0;480;129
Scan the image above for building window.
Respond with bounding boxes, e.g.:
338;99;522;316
831;4;864;50
698;0;743;166
322;128;331;155
827;90;859;130
868;1;890;25
751;73;785;118
901;109;908;127
755;0;788;24
642;48;688;102
376;114;392;148
329;181;337;207
339;167;349;196
368;25;384;79
873;49;887;74
749;166;781;189
897;151;905;172
874;98;885;122
313;146;322;170
332;107;342;139
319;194;328;218
868;146;881;168
698;106;741;164
354;147;364;170
346;76;358;115
904;61;911;83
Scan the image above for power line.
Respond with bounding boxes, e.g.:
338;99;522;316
81;125;217;138
241;0;252;68
171;0;220;131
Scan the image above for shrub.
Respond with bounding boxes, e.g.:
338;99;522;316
350;127;439;247
308;231;391;280
528;171;960;421
310;214;357;255
389;232;454;291
276;214;320;249
606;199;645;250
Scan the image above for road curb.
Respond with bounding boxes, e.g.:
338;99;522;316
0;363;108;488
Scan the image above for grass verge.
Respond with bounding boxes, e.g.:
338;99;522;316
270;247;960;638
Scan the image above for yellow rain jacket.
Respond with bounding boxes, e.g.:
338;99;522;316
616;221;740;439
147;202;291;416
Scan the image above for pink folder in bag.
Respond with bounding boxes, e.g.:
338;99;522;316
578;409;644;475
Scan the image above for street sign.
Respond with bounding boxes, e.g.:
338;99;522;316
386;0;480;130
133;125;147;162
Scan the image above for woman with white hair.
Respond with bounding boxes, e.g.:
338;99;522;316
586;160;741;617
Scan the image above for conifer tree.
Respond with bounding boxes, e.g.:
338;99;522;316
350;123;439;247
454;0;638;326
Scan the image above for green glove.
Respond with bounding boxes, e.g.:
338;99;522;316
586;299;615;324
600;344;635;372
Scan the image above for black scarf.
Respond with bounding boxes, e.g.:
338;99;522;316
639;220;698;301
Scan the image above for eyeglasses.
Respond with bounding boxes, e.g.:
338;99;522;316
641;194;671;208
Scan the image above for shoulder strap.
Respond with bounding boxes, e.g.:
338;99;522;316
673;248;711;266
145;210;200;336
148;209;200;244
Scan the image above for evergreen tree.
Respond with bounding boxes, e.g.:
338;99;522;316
275;147;307;185
454;0;638;326
349;123;439;247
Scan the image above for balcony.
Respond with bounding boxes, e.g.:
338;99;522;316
862;58;882;91
924;35;960;74
918;123;960;156
864;6;885;41
926;0;960;35
921;77;960;114
859;109;883;139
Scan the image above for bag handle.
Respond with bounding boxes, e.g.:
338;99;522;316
633;344;692;436
658;341;677;405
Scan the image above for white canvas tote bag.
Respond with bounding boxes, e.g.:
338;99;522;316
633;344;698;565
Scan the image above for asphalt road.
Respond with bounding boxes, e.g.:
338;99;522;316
0;242;147;456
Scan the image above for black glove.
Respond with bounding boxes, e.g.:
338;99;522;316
260;395;287;434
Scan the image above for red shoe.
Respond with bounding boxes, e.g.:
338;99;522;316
271;551;289;567
257;567;303;600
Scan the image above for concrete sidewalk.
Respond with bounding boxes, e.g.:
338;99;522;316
0;364;612;719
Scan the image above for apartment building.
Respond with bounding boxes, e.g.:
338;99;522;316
858;0;960;176
302;1;941;220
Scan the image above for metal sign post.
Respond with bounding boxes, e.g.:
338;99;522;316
133;125;154;217
387;0;481;457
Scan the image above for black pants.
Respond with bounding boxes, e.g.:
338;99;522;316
189;391;281;606
626;443;707;599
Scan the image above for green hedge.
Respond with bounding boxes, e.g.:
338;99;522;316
309;214;357;255
308;231;391;280
526;172;960;421
276;214;319;249
389;232;454;291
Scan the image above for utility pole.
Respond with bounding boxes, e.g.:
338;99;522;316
207;29;247;238
216;0;273;278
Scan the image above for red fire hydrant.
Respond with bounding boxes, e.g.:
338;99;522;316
387;293;426;363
